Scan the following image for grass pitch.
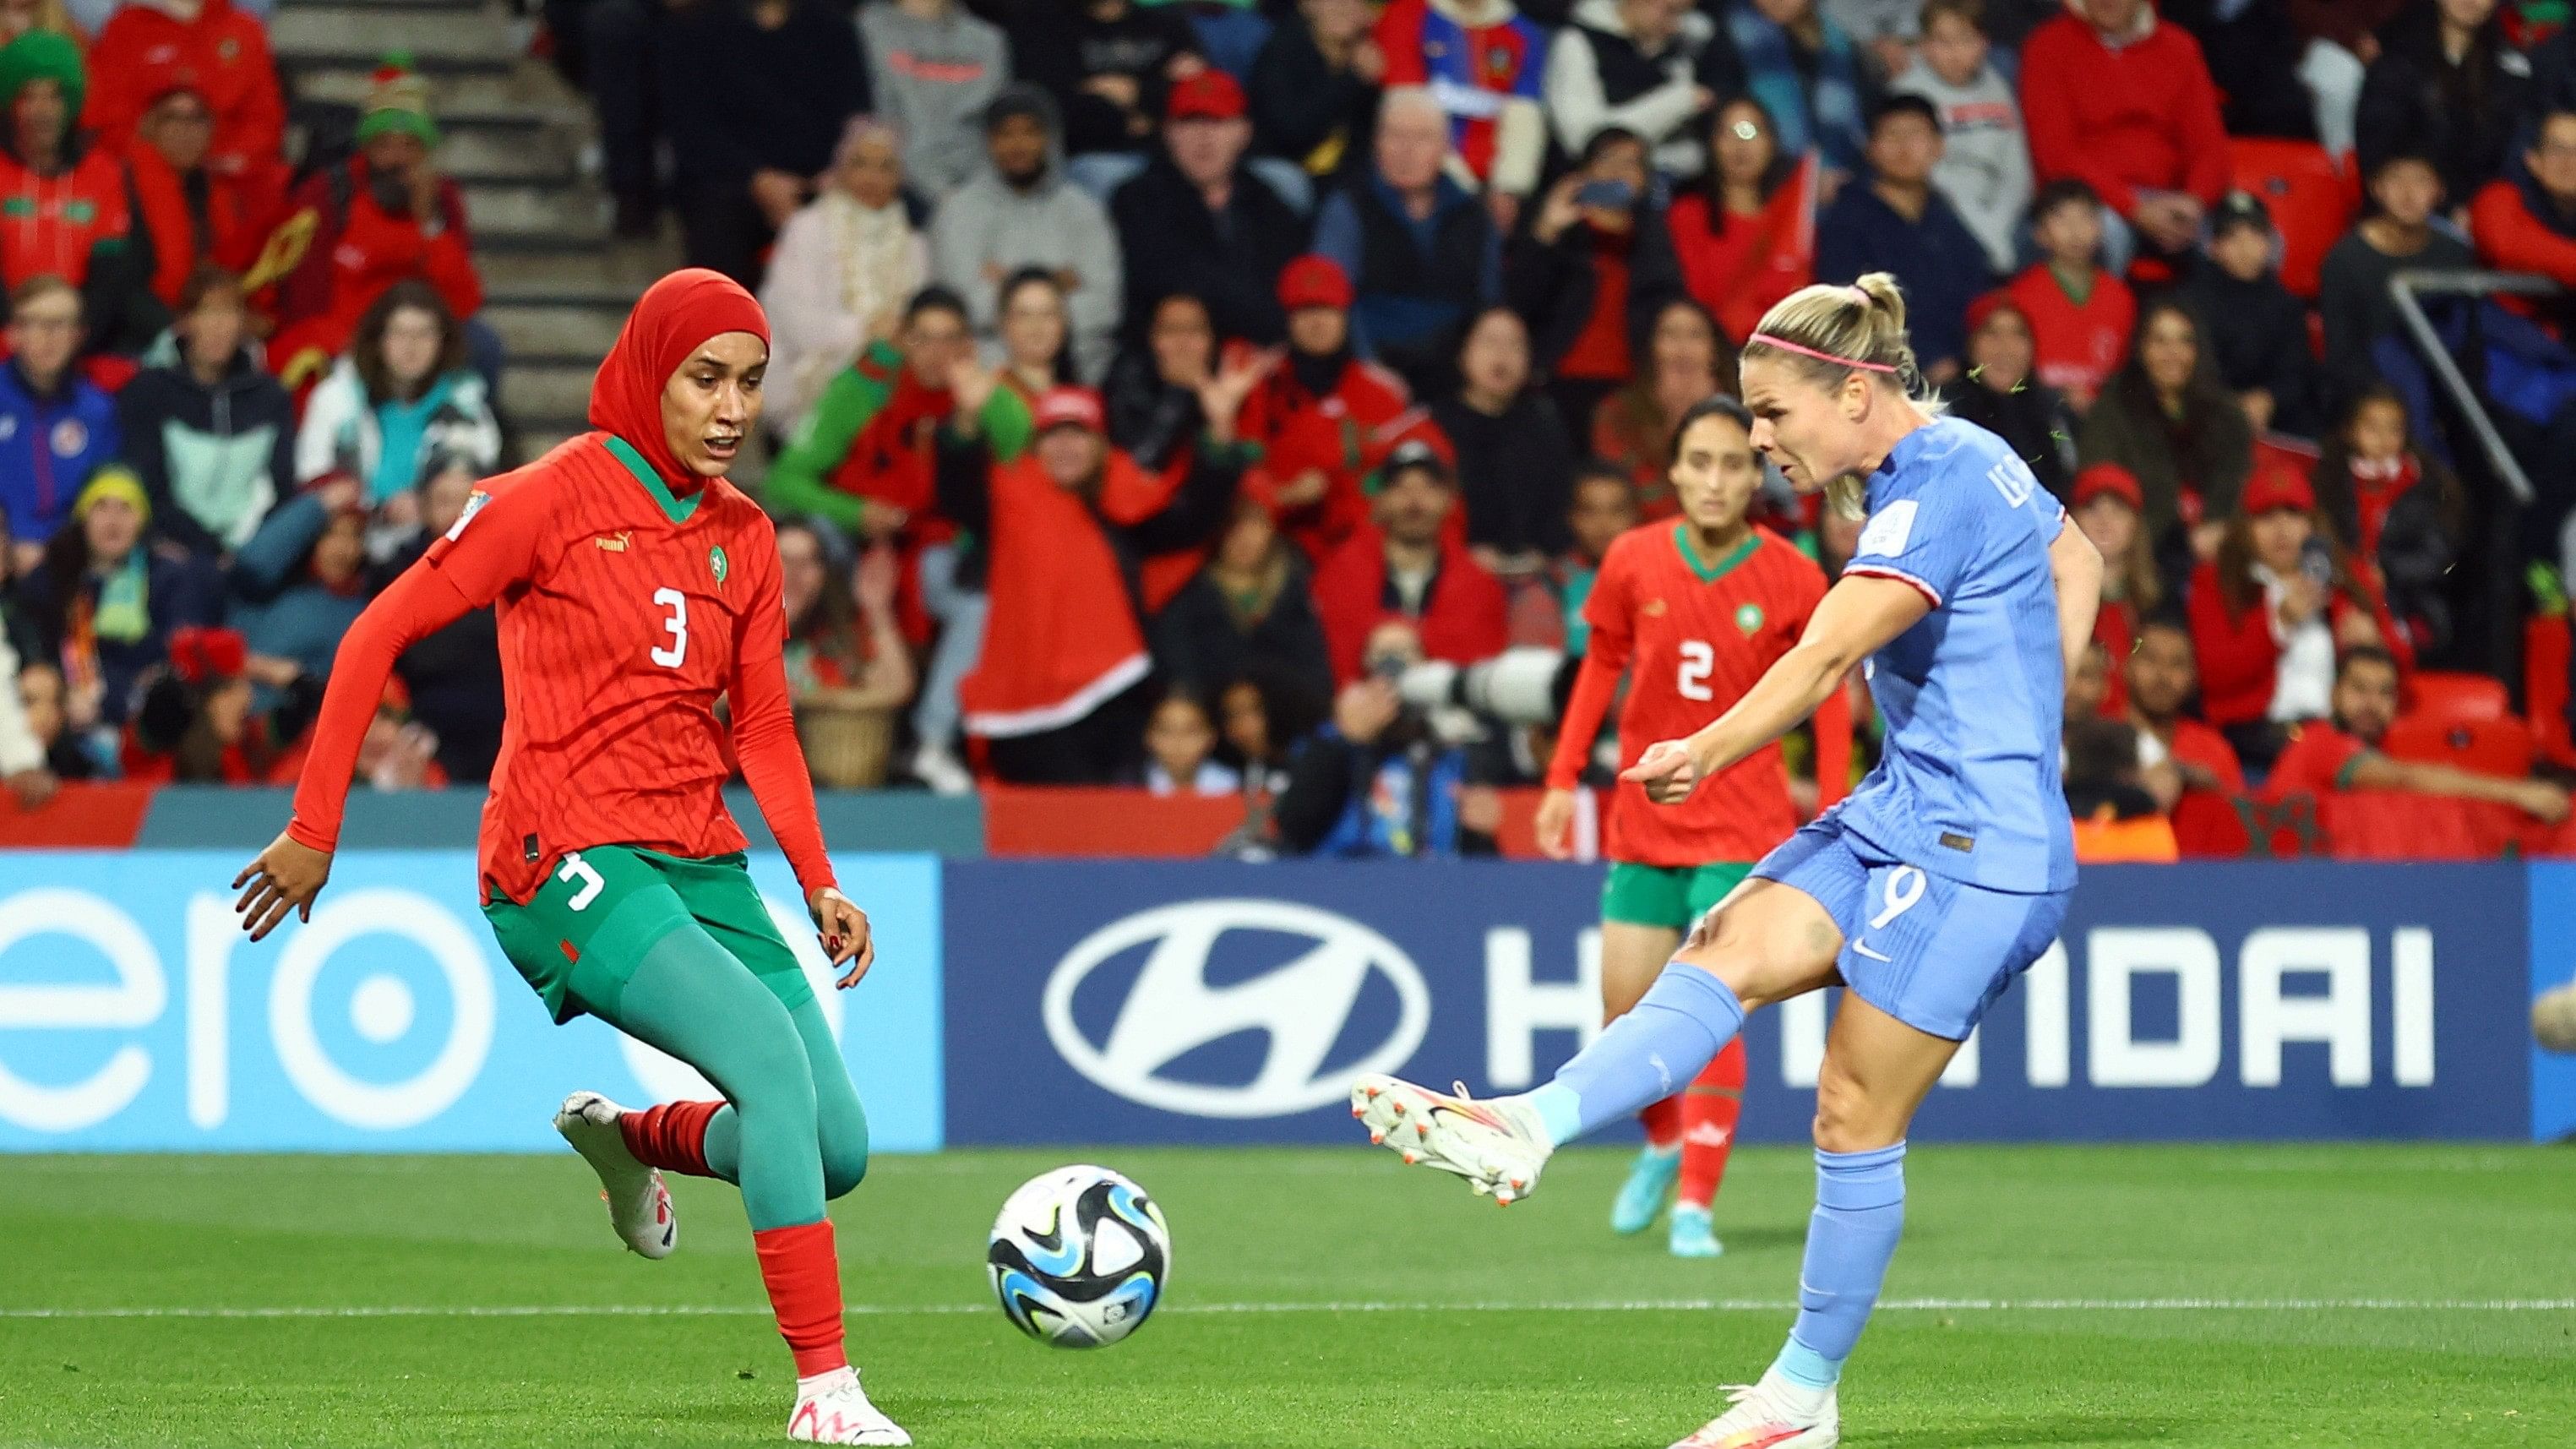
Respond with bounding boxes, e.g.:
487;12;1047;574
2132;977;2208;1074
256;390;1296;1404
1;1144;2568;1448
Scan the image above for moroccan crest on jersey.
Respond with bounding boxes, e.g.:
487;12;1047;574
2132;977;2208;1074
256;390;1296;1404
709;545;728;587
1735;602;1764;635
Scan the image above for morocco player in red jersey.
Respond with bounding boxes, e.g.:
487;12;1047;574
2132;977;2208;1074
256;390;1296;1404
230;271;911;1446
1535;395;1849;1257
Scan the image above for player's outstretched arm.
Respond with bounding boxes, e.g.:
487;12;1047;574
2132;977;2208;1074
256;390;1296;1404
2048;520;2104;680
1625;575;1928;805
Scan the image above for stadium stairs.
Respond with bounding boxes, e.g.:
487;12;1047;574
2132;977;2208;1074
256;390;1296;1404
270;0;680;465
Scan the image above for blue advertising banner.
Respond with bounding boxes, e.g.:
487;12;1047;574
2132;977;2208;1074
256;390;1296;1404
0;852;945;1152
2525;863;2576;1141
941;859;2530;1145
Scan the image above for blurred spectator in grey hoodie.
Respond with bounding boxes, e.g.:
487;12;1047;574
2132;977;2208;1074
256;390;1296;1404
1890;0;2028;275
929;84;1126;379
859;0;1008;197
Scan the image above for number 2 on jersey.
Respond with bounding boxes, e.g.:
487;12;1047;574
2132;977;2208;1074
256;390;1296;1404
1677;640;1715;701
651;586;689;667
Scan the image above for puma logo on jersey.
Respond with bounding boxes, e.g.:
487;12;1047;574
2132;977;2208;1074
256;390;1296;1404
1642;598;1668;618
594;531;633;553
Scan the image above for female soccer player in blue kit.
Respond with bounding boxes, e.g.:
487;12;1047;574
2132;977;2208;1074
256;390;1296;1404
1352;272;2103;1449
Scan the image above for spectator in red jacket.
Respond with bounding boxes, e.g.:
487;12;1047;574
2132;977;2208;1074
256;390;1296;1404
2004;178;2133;413
2018;0;2231;270
1235;253;1415;563
1312;437;1509;684
2124;615;2247;800
254;61;483;389
1666;95;1816;349
2469;106;2576;286
2265;645;2568;820
84;0;286;218
0;31;141;342
2187;463;2406;772
125;74;256;319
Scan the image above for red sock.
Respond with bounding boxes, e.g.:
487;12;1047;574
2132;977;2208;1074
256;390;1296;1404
1638;1093;1682;1150
754;1220;848;1378
618;1100;722;1179
1677;1038;1746;1209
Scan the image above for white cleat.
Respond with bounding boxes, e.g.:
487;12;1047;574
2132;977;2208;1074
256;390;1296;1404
788;1367;912;1446
553;1091;677;1260
1348;1074;1552;1205
1668;1370;1839;1448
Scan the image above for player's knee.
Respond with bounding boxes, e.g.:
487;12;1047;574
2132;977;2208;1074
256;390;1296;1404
1810;1068;1899;1155
821;1138;870;1199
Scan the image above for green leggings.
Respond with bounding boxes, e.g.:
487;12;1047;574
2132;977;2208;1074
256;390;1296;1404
485;846;869;1230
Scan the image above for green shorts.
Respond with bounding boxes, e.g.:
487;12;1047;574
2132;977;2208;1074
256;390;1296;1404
483;846;809;1024
1601;861;1756;933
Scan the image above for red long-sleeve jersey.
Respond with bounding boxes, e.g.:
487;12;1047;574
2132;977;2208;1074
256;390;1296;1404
288;433;836;907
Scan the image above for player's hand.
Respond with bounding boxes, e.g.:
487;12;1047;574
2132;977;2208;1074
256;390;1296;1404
1620;738;1703;805
233;831;334;941
1532;787;1578;860
5;766;57;810
2518;781;2572;825
811;887;877;987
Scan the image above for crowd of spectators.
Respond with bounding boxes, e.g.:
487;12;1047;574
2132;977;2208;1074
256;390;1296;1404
14;0;2576;864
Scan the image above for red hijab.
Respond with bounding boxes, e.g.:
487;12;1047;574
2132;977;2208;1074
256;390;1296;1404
587;268;771;488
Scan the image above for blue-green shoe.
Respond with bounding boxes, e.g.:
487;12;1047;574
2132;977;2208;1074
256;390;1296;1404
1669;1203;1724;1258
1609;1144;1680;1235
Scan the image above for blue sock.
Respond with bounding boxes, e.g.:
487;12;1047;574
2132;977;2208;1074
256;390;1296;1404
1522;965;1744;1147
1772;1142;1908;1390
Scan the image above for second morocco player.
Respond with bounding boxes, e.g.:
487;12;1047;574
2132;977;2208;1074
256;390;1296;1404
231;271;910;1445
1534;395;1846;1257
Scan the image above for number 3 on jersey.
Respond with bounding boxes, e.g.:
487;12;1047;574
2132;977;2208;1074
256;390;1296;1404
651;586;689;667
1677;640;1715;701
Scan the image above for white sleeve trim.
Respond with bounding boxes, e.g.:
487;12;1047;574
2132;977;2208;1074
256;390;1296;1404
1844;563;1944;608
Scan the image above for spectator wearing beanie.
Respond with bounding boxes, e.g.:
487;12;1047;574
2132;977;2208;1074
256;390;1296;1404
2005;179;2134;413
1543;0;1729;182
1890;0;2029;277
756;117;929;439
1248;0;1383;184
1506;126;1685;430
1666;94;1816;347
2357;0;2530;215
1007;0;1205;185
1235;253;1413;562
859;0;1008;198
1430;306;1577;575
657;0;869;288
1112;69;1310;351
1310;438;1509;684
1372;0;1549;201
1815;93;1992;381
1943;291;2075;499
1725;0;1869;185
256;59;485;389
1311;86;1503;397
2177;192;2321;439
85;0;285;216
2318;152;2470;409
18;466;221;729
2078;296;2253;568
2470;106;2576;286
0;33;139;322
2187;462;2405;771
936;375;1254;782
124;74;259;324
117;266;295;558
930;84;1126;382
2019;0;2230;270
0;275;115;554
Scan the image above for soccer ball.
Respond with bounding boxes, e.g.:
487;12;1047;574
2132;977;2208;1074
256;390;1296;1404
987;1165;1171;1348
2535;983;2576;1054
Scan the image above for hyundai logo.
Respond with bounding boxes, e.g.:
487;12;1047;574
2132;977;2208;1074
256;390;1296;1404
1041;899;1430;1118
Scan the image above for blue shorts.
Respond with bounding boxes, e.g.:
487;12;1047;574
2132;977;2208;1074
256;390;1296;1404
1750;817;2070;1041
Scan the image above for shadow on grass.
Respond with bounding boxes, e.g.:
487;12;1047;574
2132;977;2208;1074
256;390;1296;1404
1865;1411;2213;1448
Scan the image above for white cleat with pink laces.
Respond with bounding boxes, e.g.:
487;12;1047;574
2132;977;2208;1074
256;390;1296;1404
1667;1370;1839;1449
1349;1074;1553;1205
787;1367;912;1446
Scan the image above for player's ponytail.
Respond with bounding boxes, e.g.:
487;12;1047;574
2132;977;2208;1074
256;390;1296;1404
1740;273;1945;518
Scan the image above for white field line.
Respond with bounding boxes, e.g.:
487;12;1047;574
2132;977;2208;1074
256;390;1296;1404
3;1298;2573;1321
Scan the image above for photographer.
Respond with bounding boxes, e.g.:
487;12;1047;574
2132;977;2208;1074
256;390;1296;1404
1272;620;1506;858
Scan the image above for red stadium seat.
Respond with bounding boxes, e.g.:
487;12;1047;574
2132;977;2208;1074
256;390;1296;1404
2229;138;2354;299
2529;615;2574;766
2378;712;2535;778
2404;670;2511;724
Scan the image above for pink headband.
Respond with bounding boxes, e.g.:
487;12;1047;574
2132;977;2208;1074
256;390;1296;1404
1745;332;1898;374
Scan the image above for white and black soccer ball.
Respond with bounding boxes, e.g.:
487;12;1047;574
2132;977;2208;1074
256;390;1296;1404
987;1165;1171;1348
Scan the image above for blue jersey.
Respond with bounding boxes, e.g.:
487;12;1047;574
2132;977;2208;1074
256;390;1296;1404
1835;415;2076;893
